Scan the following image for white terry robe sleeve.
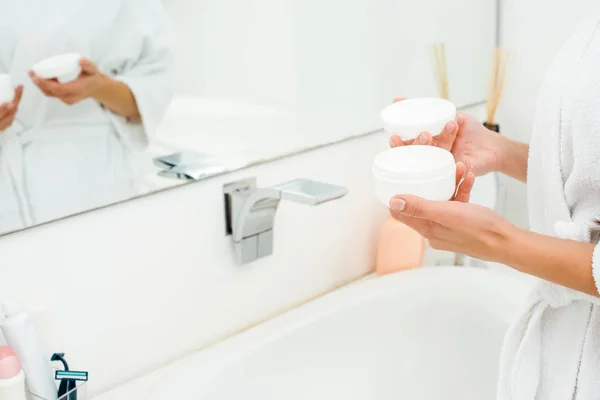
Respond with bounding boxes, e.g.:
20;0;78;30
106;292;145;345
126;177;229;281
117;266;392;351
108;0;175;151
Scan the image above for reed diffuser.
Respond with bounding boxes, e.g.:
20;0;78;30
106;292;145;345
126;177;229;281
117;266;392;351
485;47;511;133
429;42;449;100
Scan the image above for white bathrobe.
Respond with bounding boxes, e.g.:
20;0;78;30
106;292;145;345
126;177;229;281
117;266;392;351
498;9;600;400
0;0;174;233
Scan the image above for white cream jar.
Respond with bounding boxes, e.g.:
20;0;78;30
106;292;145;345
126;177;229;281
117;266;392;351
32;53;82;84
0;75;14;104
381;98;456;140
373;145;456;207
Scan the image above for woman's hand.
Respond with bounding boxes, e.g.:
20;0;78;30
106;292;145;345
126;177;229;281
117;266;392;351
30;58;140;119
388;170;516;262
389;97;505;177
0;85;24;131
29;58;107;105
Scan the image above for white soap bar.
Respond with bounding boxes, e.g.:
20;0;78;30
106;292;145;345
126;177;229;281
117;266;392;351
32;53;82;84
381;98;456;141
0;74;14;104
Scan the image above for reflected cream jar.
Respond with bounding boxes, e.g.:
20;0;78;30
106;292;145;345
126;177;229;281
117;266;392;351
0;75;14;104
32;53;83;84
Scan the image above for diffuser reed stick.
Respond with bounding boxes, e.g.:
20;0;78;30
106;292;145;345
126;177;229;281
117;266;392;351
429;43;449;100
485;47;511;132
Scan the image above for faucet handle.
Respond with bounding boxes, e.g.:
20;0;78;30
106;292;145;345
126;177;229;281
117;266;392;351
271;179;349;205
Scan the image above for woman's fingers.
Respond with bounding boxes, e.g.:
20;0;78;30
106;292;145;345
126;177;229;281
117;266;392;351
0;86;23;131
30;73;55;96
0;102;13;119
411;120;459;150
80;58;99;75
0;102;10;113
455;162;466;187
0;107;16;131
0;115;9;130
393;97;406;103
389;135;415;148
12;85;23;107
29;72;67;97
40;80;67;96
454;172;475;203
415;132;432;145
435;121;459;151
390;136;402;148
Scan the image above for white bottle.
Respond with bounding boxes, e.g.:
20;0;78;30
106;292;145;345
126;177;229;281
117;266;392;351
0;346;27;400
0;303;57;400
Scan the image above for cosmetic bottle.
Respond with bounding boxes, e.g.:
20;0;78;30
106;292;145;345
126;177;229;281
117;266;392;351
1;302;57;400
0;346;27;400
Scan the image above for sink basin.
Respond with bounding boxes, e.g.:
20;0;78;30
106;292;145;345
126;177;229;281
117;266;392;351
150;267;532;400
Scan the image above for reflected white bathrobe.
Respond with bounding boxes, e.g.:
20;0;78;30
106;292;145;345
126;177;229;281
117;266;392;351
498;9;600;400
0;0;174;233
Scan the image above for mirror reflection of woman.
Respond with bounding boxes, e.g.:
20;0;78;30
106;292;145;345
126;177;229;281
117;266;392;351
0;0;174;233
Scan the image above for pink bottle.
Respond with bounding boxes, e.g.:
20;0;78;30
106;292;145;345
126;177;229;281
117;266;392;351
0;346;27;400
375;216;425;275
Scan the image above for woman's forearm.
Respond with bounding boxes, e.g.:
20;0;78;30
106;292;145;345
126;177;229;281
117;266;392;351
496;136;529;183
502;228;598;296
92;74;140;119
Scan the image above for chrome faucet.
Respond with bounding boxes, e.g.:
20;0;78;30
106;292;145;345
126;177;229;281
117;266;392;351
224;177;349;264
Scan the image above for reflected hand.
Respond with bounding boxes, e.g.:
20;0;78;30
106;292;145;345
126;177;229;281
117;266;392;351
0;85;24;131
388;165;515;261
389;97;504;176
29;58;107;105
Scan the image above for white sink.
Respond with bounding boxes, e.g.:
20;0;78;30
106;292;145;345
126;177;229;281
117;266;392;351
146;267;532;400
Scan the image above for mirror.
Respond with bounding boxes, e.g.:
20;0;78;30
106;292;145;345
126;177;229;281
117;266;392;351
0;0;497;236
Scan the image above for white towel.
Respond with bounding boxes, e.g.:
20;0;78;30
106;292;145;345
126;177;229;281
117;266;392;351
497;9;600;399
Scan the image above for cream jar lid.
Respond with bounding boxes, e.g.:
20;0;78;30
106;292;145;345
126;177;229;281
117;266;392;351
373;145;455;181
380;98;456;140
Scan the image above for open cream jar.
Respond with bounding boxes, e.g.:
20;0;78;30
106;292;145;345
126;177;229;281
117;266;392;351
381;98;456;140
373;145;456;207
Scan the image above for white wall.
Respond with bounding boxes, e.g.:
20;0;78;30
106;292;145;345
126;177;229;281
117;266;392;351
497;0;599;227
0;101;483;398
164;0;297;112
296;0;496;144
164;0;496;152
0;131;388;396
